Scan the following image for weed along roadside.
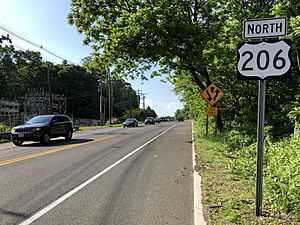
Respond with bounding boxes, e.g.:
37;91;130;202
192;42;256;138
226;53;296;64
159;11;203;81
193;120;300;225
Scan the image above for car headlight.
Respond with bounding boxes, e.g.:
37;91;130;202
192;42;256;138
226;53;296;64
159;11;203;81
11;128;16;133
35;127;42;131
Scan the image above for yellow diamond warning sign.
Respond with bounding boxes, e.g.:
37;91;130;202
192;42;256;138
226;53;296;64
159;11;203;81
201;83;224;106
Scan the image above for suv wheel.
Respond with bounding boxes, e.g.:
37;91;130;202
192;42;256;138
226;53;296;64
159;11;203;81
13;140;23;146
41;133;50;144
65;130;73;141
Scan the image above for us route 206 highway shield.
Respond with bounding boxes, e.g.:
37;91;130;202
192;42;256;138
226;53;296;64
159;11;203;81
237;39;291;80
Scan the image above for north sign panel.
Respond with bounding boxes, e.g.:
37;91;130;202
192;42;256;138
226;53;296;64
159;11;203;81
243;17;287;39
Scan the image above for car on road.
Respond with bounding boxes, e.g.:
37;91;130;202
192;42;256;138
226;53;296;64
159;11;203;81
123;118;138;127
154;117;161;123
11;115;73;146
144;117;155;125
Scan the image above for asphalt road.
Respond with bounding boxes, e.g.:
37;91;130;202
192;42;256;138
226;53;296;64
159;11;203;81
0;121;193;225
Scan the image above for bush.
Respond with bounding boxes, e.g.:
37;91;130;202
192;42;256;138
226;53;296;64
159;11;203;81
219;123;300;215
0;123;9;132
265;130;300;214
229;142;257;178
224;129;255;152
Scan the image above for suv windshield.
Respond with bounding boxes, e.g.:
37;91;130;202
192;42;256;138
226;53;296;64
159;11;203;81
27;116;53;124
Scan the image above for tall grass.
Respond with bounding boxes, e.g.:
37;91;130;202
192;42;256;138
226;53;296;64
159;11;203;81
194;119;300;224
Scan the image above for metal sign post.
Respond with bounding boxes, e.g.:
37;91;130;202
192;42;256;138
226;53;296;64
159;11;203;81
205;103;209;136
256;79;266;216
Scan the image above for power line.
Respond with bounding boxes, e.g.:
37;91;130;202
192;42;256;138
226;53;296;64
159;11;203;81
0;22;76;64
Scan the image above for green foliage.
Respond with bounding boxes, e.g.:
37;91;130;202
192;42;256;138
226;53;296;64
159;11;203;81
139;106;157;120
68;0;224;79
226;130;254;152
223;124;300;215
195;120;300;224
174;107;187;121
0;123;9;132
288;89;300;127
288;106;300;126
265;127;300;214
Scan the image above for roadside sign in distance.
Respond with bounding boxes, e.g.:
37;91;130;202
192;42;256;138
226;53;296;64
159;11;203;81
237;39;291;80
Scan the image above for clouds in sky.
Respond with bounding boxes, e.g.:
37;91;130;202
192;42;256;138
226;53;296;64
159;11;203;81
145;99;183;117
129;76;183;116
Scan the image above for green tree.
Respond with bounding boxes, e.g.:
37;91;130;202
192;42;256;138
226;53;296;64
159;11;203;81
0;45;45;99
139;106;157;121
67;0;232;130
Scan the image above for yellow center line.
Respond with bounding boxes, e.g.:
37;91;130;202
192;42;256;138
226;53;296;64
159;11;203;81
0;135;115;167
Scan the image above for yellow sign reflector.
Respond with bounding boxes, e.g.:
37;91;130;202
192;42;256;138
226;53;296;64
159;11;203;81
205;107;218;117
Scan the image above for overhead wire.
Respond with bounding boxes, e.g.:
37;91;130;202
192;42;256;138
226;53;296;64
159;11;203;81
0;24;109;115
0;22;77;64
0;24;138;111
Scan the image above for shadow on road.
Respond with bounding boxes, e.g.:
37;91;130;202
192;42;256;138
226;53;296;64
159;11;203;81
16;138;94;147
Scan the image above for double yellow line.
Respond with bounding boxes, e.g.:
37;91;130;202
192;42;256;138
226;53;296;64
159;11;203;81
0;135;115;167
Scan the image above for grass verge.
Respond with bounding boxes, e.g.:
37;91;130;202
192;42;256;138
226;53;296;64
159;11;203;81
194;121;300;225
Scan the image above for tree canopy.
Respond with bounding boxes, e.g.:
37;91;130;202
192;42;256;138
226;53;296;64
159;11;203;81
68;0;300;136
67;0;228;88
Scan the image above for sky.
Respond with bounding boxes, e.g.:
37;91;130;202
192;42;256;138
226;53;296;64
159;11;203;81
0;0;183;117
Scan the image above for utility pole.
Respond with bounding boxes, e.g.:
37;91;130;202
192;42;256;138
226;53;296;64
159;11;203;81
47;64;53;114
137;89;146;110
64;98;67;114
108;80;114;126
108;81;111;126
0;34;12;45
129;91;132;117
103;97;106;122
98;80;104;125
126;83;132;117
142;93;146;110
111;81;114;124
137;89;141;109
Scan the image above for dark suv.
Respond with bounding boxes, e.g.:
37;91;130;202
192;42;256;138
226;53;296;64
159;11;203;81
11;115;73;146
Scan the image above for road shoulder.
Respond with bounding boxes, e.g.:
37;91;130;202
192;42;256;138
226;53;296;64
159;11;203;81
192;121;207;225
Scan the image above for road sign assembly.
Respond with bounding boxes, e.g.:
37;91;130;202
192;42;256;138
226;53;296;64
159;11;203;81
238;17;291;217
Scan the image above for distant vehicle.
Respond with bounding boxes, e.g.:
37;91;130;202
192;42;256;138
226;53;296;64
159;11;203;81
123;118;138;127
11;115;73;146
160;117;168;122
154;117;161;123
145;117;155;125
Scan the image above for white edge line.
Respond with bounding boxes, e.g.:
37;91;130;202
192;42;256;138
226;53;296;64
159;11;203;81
192;121;206;225
19;124;177;225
